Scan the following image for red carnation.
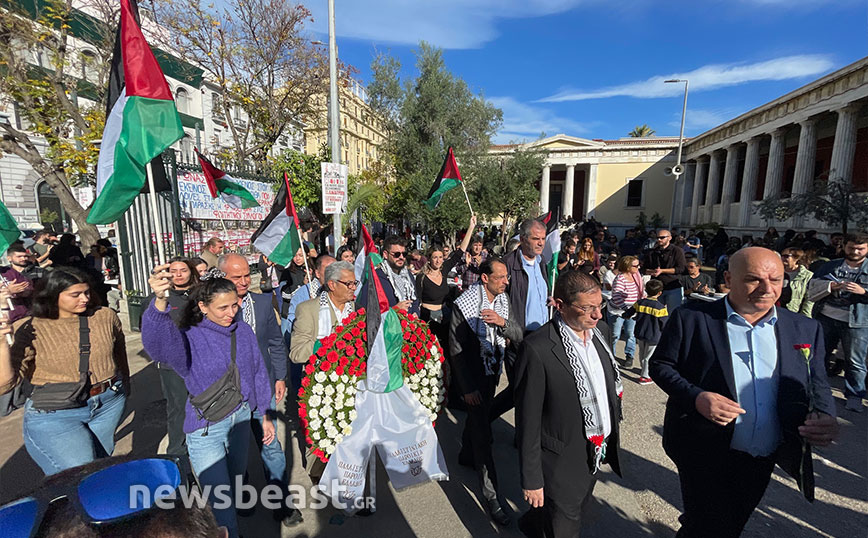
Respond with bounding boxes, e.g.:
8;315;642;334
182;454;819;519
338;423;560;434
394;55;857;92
358;321;366;329
335;325;344;333
297;388;305;398
351;327;361;337
339;357;350;367
316;347;327;357
301;377;310;387
327;351;339;363
589;435;604;448
336;341;346;350
298;406;307;418
343;332;353;341
408;364;417;374
408;348;418;358
319;361;331;372
409;334;418;343
345;346;356;357
400;320;408;330
336;366;345;376
304;363;315;375
351;359;360;369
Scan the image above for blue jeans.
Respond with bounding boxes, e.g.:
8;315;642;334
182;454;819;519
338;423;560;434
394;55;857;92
609;312;636;359
187;402;252;538
23;381;127;476
251;395;287;488
660;287;684;316
817;314;868;398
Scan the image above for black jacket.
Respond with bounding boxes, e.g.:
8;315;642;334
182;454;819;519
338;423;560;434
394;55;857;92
503;248;546;331
642;244;686;290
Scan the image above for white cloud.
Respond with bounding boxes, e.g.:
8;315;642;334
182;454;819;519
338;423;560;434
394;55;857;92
488;96;593;144
667;108;738;132
306;1;587;49
538;55;836;102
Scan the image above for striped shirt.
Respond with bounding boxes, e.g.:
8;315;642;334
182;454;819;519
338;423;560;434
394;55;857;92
611;273;642;312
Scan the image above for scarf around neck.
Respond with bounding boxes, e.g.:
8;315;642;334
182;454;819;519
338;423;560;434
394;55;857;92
454;283;510;375
381;260;417;304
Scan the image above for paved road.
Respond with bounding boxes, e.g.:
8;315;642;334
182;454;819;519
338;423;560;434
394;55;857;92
0;314;865;537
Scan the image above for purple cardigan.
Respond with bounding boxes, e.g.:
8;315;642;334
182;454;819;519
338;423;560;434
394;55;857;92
142;301;273;433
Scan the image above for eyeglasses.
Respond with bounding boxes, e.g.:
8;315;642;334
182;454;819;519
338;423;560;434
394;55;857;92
657;236;670;240
337;279;360;289
631;263;640;268
0;457;183;538
389;251;406;258
569;300;608;314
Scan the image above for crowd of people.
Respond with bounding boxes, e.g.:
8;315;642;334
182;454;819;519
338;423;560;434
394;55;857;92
0;216;864;538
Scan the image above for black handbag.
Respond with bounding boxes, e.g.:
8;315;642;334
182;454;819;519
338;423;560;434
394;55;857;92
189;330;243;426
30;316;92;411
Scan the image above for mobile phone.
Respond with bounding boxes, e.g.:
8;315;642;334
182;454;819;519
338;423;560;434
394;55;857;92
824;274;841;283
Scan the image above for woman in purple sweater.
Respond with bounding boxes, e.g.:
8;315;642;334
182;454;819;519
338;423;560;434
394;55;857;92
143;265;273;538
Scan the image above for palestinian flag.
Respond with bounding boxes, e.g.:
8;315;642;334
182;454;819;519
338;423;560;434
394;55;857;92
0;201;20;254
251;173;302;266
424;146;462;210
540;208;561;292
364;253;404;393
353;212;377;284
195;149;259;209
87;0;183;224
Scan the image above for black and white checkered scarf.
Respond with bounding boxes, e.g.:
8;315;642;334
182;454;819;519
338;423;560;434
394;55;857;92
454;283;510;375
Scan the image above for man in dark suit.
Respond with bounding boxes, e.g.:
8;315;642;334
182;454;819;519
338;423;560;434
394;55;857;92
220;254;302;527
650;247;838;538
356;235;420;315
516;270;623;538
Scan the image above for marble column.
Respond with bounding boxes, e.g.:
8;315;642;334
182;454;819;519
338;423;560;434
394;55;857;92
763;128;786;199
792;118;817;195
738;137;761;227
690;157;708;225
704;151;722;223
564;164;575;219
540;164;551;213
676;162;696;226
829;104;860;184
585;164;598;218
719;144;740;226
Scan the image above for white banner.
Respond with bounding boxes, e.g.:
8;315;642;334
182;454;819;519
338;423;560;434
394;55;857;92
319;381;448;510
321;163;348;215
177;170;275;221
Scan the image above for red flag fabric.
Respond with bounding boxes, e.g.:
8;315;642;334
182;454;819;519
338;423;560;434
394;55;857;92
120;0;172;100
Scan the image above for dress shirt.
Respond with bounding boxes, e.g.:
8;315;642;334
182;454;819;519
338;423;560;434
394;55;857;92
521;254;549;331
562;326;612;438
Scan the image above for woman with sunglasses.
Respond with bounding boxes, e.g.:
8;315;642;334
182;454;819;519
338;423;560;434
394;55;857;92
609;255;643;365
0;268;130;476
142;266;273;538
780;247;815;317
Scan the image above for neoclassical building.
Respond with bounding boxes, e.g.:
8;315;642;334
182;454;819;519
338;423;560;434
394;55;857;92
675;56;868;233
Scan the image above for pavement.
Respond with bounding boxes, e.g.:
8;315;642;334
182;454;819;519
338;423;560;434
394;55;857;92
0;310;866;538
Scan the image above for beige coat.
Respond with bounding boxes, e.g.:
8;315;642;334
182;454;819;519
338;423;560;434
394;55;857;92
289;296;341;364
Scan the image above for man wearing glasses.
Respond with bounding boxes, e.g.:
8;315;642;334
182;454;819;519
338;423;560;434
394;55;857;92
642;229;687;315
356;235;420;315
515;271;623;537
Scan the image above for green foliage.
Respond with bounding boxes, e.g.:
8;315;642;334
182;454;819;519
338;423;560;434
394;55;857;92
39;208;60;225
756;179;868;235
269;145;331;213
629;124;655;137
473;148;547;236
346;157;395;227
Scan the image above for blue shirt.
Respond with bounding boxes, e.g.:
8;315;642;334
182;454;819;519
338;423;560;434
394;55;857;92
725;299;782;457
521;254;549;331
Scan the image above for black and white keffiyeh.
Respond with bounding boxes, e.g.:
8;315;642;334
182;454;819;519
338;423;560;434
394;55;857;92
317;292;354;339
555;314;624;474
454;283;510;375
380;261;417;304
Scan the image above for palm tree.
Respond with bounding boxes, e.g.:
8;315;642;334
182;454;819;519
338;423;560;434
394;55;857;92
629;124;656;137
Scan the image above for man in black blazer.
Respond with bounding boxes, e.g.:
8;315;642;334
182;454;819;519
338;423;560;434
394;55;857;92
650;247;838;538
355;235;420;315
516;271;623;538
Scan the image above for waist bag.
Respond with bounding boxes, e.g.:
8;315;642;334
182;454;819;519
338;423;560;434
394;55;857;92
189;330;243;425
30;316;93;411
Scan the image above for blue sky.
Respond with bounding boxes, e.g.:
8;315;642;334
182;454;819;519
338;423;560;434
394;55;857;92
308;0;867;143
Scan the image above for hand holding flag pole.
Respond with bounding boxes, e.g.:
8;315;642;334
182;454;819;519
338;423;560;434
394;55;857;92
0;279;15;345
146;163;169;297
284;173;314;297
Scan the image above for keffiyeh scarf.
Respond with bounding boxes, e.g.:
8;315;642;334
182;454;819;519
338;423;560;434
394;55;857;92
317;292;354;339
454;283;510;375
381;261;417;304
556;314;624;474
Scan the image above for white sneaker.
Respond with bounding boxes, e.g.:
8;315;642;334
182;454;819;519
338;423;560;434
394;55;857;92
845;395;864;413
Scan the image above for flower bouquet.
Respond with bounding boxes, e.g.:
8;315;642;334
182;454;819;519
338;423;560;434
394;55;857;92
297;308;447;462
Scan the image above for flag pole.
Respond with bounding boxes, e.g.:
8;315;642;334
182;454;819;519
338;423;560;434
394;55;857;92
460;181;474;216
0;276;15;344
296;226;314;297
146;162;169;297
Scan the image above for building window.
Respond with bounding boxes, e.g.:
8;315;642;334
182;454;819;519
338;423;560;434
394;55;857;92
80;50;98;84
626;178;643;207
211;93;224;119
175;87;189;114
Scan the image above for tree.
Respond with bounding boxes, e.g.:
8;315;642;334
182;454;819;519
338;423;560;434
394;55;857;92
629;124;655;137
756;178;868;235
154;0;333;167
0;0;115;248
367;42;502;236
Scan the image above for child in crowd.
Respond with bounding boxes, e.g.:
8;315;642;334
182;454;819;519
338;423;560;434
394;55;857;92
624;279;669;385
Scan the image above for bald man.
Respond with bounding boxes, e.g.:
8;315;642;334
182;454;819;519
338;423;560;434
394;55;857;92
650;247;837;538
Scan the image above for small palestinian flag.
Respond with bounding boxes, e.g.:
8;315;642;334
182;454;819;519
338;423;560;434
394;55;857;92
364;253;404;393
195;149;259;209
540;208;561;292
353;211;377;285
87;0;183;224
251;173;302;266
424;146;463;210
0;201;20;254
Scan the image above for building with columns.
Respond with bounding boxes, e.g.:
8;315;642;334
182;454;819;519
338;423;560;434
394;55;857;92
675;56;868;233
491;135;681;231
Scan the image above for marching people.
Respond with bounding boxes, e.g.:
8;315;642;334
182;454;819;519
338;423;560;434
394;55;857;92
29;230;56;268
575;236;600;278
454;229;488;290
336;245;355;264
779;247;814;317
623;279;668;385
449;257;523;526
142;267;274;538
650;247;838;538
0;268;130;475
1;244;36;322
192;257;209;277
609;255;642;364
680;258;715;302
199;237;224;269
808;232;868;412
356;236;420;315
515;270;623;538
218;253;301;527
47;233;85;268
642;228;687;315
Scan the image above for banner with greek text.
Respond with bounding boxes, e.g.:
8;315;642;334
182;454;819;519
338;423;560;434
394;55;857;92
177;170;274;221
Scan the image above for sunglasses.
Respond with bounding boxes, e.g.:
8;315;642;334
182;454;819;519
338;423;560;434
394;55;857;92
389;251;406;258
657;236;670;240
0;457;184;538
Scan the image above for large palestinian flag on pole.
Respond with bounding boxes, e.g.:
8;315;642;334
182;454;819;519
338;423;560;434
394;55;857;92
423;146;462;209
540;208;561;293
364;253;404;393
251;173;302;266
195;149;259;209
87;0;183;224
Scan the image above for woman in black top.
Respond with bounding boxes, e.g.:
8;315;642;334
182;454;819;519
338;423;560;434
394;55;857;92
416;216;476;327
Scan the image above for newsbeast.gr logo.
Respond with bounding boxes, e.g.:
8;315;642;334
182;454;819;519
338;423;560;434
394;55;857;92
129;478;375;512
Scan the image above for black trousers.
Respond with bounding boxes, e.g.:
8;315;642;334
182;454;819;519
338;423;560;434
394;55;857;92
489;351;515;421
157;365;189;469
518;480;597;538
460;375;499;502
674;449;775;538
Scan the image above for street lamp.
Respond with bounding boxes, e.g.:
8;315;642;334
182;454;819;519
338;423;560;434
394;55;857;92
664;78;688;230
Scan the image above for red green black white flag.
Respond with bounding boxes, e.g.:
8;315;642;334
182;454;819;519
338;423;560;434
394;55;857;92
250;173;302;266
195;149;259;209
424;146;463;209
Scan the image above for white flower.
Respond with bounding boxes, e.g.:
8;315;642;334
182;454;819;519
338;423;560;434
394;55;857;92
339;420;348;429
308;395;322;407
312;384;324;395
345;396;354;408
324;385;335;396
329;371;339;383
410;374;420;384
408;383;418;391
334;434;343;445
308;408;319;420
315;371;327;383
321;405;333;417
312;431;321;440
333;398;344;410
337;411;346;422
349;410;357;421
309;419;321;431
420;396;431;407
326;426;339;438
335;383;346;394
341;375;349;383
421;377;430;386
345;385;357;395
342;425;352;435
429;413;437;421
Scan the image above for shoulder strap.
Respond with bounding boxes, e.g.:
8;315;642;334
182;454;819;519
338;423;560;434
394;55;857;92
79;314;90;380
230;329;236;365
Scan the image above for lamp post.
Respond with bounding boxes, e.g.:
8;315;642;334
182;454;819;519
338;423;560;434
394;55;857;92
664;78;688;230
327;0;342;254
